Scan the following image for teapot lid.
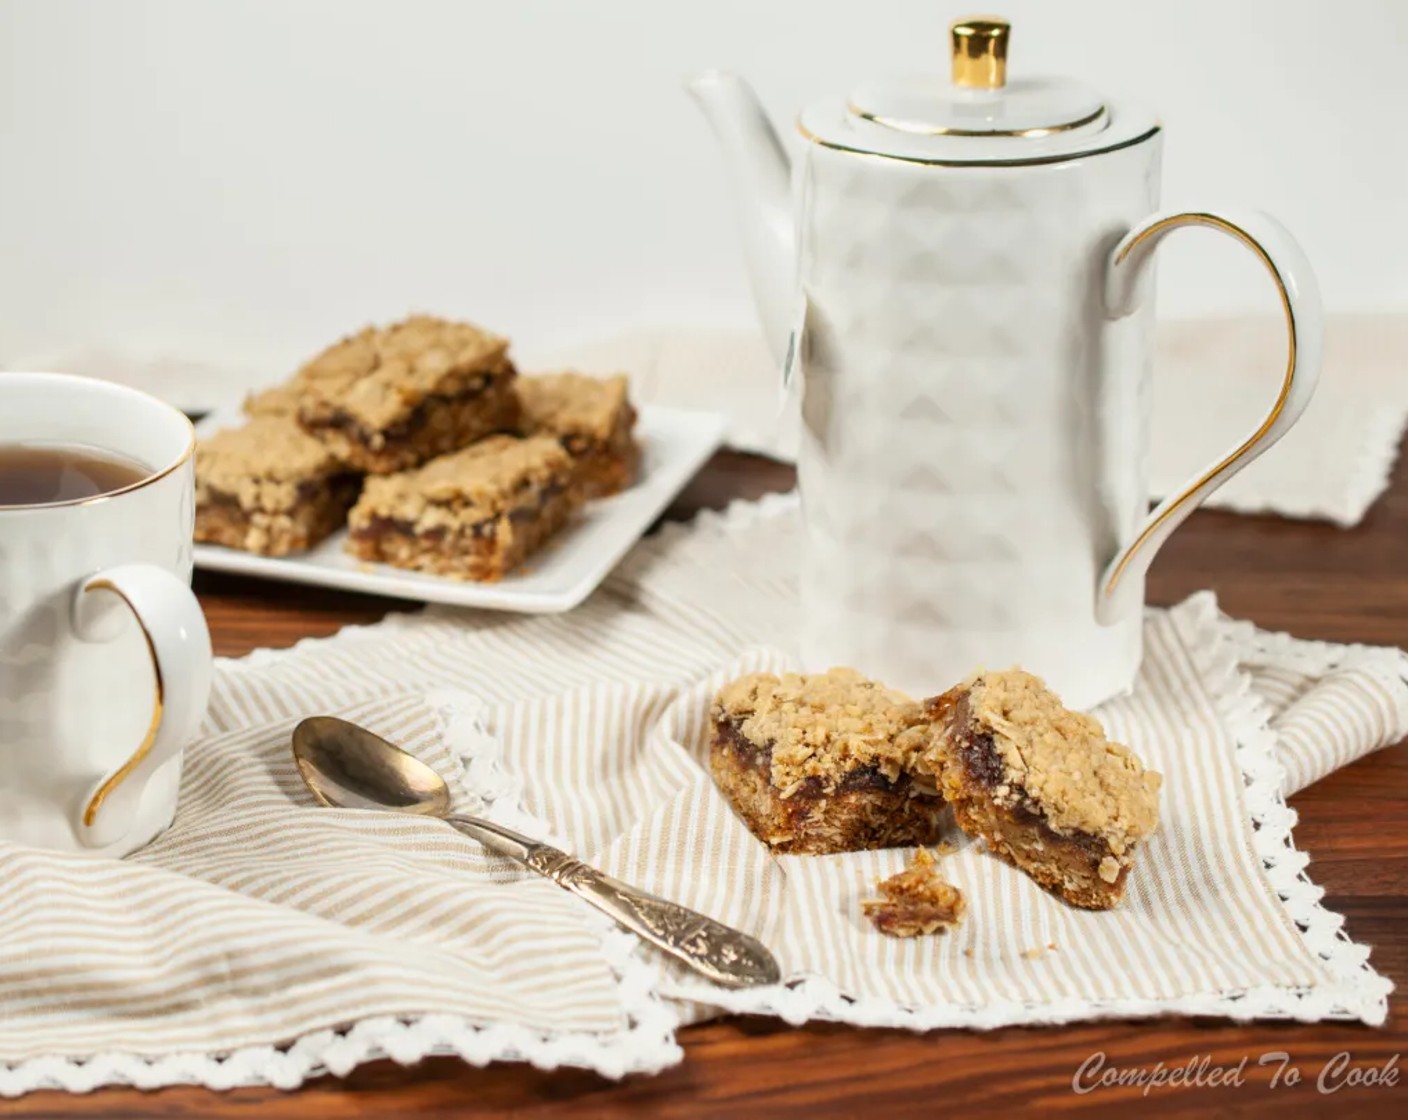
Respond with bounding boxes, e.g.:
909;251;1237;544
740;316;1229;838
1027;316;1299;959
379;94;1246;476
799;17;1158;165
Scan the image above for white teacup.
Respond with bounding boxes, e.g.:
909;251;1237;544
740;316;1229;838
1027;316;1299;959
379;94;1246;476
0;373;212;856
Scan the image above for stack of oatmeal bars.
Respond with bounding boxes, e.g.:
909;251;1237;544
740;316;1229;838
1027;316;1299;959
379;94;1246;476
195;315;639;580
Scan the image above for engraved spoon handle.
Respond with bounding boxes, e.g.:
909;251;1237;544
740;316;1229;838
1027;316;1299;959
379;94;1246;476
447;814;780;989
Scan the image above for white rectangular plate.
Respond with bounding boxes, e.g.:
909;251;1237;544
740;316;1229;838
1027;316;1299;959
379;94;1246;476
193;404;727;612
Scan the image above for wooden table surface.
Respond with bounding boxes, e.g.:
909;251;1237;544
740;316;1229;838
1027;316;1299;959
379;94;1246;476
8;447;1408;1119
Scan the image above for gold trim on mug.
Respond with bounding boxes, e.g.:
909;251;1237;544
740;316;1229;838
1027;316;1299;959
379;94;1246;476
1101;212;1297;595
80;579;166;828
0;409;196;512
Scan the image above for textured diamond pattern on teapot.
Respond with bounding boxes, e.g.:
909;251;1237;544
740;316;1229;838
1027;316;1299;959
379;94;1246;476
792;140;1159;697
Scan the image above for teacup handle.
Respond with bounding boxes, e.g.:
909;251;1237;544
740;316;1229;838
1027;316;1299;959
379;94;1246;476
1097;210;1322;624
71;563;212;849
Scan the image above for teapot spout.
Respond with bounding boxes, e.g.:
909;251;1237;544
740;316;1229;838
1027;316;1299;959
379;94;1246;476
685;70;796;364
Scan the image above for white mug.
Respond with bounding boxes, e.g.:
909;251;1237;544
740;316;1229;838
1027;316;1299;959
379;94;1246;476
0;373;212;856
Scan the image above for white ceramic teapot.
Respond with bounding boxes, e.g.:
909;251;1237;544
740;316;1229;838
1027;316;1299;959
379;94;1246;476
688;16;1320;708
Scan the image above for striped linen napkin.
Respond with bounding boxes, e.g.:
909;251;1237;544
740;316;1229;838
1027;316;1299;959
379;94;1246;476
2;496;1405;1096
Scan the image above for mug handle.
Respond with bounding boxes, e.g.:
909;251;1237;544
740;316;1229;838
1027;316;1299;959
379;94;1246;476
71;563;212;849
1097;210;1322;624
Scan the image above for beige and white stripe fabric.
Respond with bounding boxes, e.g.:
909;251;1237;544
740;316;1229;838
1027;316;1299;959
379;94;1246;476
2;496;1405;1095
0;688;682;1095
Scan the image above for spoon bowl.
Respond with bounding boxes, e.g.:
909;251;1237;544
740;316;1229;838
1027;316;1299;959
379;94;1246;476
293;716;452;817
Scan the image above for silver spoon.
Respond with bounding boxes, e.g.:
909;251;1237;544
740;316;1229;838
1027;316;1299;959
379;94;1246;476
291;715;781;989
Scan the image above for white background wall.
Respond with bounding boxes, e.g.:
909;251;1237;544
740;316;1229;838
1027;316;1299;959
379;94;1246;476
1;0;1405;382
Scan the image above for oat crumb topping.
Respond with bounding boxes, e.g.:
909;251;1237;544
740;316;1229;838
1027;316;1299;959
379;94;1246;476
197;416;346;511
965;669;1162;850
296;315;510;430
517;372;631;443
351;434;572;529
713;668;925;794
242;381;302;418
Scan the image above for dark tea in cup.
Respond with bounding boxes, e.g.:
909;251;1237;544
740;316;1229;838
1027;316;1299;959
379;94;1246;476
0;444;150;507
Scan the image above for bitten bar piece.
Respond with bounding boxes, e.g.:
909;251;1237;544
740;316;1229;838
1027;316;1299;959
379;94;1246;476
920;670;1162;910
862;849;966;937
516;372;639;498
296;315;519;473
345;435;583;581
195;416;362;556
709;669;945;855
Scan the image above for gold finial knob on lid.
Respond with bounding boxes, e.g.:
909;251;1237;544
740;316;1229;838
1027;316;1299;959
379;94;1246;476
951;16;1009;89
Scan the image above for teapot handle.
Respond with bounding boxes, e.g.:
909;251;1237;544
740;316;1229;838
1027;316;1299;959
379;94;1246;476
1097;210;1322;624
